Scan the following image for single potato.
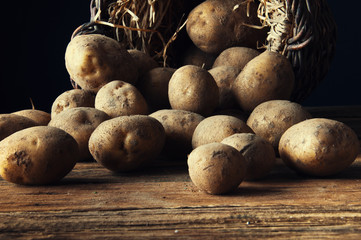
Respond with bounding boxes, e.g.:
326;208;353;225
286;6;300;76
0;126;79;185
221;133;276;180
232;51;295;112
187;142;246;195
48;107;110;161
212;47;260;71
13;109;51;126
246;100;311;152
150;109;205;158
88;115;166;172
180;44;216;70
65;34;138;91
0;114;38;141
128;49;159;78
192;115;253;149
95;80;149;118
168;65;219;116
279;118;360;176
51;89;96;118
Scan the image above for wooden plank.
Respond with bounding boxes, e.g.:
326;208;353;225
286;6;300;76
1;155;361;239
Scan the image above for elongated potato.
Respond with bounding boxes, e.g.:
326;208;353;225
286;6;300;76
13;109;51;126
0;114;38;141
0;126;79;185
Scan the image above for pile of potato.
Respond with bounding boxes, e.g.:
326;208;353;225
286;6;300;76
0;0;359;194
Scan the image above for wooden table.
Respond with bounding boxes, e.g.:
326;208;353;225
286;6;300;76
1;106;361;239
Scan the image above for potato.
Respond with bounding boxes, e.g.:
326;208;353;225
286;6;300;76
192;115;253;149
51;89;96;118
95;80;149;118
180;44;216;70
187;142;246;195
0;126;79;185
208;66;240;110
65;34;138;91
0;114;38;141
213;109;248;122
221;133;276;180
150;109;205;158
212;47;260;71
186;0;267;54
246;100;311;151
168;65;219;116
137;67;176;111
128;49;159;77
232;51;295;112
48;107;110;161
279;118;360;176
88;115;165;172
13;109;51;126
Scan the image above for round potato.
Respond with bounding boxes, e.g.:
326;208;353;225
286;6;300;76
186;0;267;54
209;66;240;110
95;80;149;118
48;107;110;161
128;49;159;78
221;133;276;180
88;115;166;172
187;142;246;195
0;114;38;141
246;100;311;151
168;65;219;116
150;109;205;158
51;89;95;118
180;44;216;70
192;115;253;149
232;51;295;112
0;126;79;185
65;34;138;91
212;47;260;71
13;109;51;126
137;67;176;111
279;118;360;176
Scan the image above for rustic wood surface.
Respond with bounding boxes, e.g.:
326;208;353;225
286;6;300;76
1;106;361;239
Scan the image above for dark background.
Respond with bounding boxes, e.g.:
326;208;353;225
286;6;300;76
1;1;360;113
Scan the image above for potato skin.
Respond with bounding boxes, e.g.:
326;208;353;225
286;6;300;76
95;80;149;118
232;51;295;112
192;115;253;149
246;100;311;151
12;109;51;126
88;115;165;172
51;89;95;118
186;0;266;54
187;142;246;195
65;34;138;91
0;126;79;185
48;107;110;161
0;114;38;141
168;65;219;116
212;47;260;71
279;118;360;176
221;133;276;180
127;49;159;78
150;109;205;157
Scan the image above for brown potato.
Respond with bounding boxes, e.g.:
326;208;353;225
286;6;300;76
0;126;79;185
13;109;51;126
192;115;253;149
212;47;260;71
51;89;96;118
279;118;360;176
95;80;149;118
149;109;205;158
187;142;246;195
246;100;311;151
221;133;276;180
65;34;138;91
208;66;240;110
186;0;267;54
48;107;110;161
128;49;159;77
88;115;165;172
168;65;219;116
232;51;295;112
0;114;38;141
180;44;216;70
137;67;176;111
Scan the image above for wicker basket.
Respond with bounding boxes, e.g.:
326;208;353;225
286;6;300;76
73;0;337;103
